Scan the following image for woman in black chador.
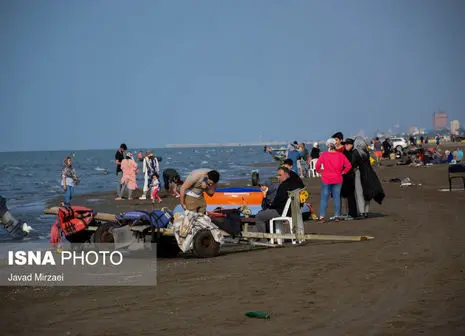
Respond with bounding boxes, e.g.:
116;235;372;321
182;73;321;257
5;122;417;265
352;137;385;218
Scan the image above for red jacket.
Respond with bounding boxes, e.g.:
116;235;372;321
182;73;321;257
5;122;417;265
315;151;352;184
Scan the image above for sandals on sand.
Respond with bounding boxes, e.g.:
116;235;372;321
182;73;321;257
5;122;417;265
316;217;342;223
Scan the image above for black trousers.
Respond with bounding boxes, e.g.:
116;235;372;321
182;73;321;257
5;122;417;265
342;173;358;217
346;192;358;217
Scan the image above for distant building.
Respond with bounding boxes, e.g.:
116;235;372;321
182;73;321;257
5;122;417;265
433;111;448;130
450;120;460;135
408;126;419;135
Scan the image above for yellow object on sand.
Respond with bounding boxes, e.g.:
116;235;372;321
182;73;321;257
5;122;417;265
299;190;309;203
370;157;375;165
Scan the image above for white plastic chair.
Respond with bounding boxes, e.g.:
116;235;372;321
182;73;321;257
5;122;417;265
308;159;321;178
269;197;294;245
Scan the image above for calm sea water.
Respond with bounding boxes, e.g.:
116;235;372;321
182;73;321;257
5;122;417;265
0;146;283;242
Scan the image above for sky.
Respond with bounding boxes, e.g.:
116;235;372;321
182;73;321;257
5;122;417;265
1;0;464;151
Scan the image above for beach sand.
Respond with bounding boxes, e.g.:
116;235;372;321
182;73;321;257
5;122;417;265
1;163;465;335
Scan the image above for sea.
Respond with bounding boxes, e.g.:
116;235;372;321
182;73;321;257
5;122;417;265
0;146;286;244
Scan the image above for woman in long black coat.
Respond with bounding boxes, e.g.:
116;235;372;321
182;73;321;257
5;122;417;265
352;137;385;218
341;139;358;218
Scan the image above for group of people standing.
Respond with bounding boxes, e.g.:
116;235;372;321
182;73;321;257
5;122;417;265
114;143;202;204
372;137;393;162
114;143;162;203
285;141;321;177
315;132;385;222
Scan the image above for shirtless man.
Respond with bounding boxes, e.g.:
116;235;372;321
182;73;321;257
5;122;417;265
179;169;220;214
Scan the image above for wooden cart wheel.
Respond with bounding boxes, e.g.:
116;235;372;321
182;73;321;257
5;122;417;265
192;229;220;258
93;222;120;249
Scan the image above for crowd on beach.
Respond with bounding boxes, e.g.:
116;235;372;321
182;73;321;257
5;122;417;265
58;134;462;233
256;132;385;232
369;135;463;167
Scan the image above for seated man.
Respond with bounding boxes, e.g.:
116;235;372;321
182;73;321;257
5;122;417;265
260;159;304;210
255;166;305;234
179;168;220;214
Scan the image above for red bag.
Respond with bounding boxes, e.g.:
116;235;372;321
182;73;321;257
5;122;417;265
50;206;95;246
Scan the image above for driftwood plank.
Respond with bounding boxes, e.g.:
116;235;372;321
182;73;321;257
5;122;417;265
44;207;117;222
241;231;374;242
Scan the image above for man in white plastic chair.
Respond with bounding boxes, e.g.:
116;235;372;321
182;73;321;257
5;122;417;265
255;167;304;235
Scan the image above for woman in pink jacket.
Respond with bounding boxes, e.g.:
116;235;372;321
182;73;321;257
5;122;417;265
315;138;352;222
115;152;139;200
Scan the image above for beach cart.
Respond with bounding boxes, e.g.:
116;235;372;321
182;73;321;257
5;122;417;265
44;189;374;258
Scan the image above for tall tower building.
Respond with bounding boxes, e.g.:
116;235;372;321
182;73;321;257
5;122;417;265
432;111;448;130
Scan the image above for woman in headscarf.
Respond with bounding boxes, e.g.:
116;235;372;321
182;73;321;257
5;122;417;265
116;152;139;200
352;137;385;218
61;156;80;206
315;138;352;222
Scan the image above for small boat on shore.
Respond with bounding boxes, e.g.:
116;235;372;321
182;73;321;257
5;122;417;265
205;187;263;205
173;187;312;218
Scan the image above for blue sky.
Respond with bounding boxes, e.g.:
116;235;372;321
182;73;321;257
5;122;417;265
1;0;464;151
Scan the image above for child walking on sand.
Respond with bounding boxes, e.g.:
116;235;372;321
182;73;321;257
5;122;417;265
151;174;162;203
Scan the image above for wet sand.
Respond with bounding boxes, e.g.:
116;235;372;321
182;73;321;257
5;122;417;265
2;163;465;335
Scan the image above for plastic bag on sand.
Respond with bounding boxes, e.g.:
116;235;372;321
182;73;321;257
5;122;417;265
173;210;224;253
400;177;412;186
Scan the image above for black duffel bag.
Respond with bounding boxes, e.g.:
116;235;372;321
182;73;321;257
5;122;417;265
207;208;242;238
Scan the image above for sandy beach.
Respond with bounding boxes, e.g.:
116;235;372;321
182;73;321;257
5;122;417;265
1;162;465;335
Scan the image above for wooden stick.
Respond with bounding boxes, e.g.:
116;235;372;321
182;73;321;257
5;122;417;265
44;207;118;222
241;231;374;242
249;241;282;248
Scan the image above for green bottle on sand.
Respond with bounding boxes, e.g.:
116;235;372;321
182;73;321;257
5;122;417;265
245;311;270;319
